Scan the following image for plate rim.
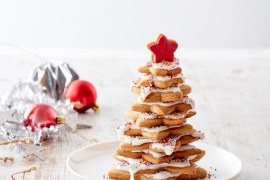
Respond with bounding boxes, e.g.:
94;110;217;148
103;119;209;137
66;140;242;180
66;140;118;179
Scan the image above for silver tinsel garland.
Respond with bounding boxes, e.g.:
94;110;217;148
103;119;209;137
0;81;77;143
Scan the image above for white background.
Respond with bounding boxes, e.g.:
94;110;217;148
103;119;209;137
0;1;269;179
0;0;269;49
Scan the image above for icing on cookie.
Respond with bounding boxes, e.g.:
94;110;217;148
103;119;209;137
151;135;180;155
191;131;205;140
118;121;183;136
124;135;153;146
117;122;139;137
131;145;196;158
123;131;204;155
141;125;183;133
142;73;184;82
132;73;185;88
138;95;194;108
138;99;183;107
115;157;190;180
140;112;161;119
146;58;180;70
140;85;181;101
182;96;195;109
134;112;186;120
143;171;179;179
188;155;197;161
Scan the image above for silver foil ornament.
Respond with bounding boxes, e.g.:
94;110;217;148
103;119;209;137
31;61;79;100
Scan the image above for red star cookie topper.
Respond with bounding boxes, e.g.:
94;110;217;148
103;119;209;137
147;34;178;63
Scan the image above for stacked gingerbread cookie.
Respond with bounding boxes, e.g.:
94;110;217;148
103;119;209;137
108;34;207;180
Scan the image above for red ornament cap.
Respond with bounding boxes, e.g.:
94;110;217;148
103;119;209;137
147;34;178;63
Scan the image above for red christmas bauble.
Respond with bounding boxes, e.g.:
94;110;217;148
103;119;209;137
24;104;57;131
65;80;98;113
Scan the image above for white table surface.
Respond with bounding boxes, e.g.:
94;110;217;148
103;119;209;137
0;45;269;180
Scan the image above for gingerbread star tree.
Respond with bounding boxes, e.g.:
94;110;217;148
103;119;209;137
108;34;207;180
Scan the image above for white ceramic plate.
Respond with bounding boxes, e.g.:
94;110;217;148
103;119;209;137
66;141;242;180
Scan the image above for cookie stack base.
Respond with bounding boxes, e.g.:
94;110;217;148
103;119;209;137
108;167;207;180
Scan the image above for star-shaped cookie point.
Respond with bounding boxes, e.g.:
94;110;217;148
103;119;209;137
147;34;178;63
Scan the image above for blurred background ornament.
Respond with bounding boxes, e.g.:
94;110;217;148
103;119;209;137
65;80;98;113
31;61;79;100
24;104;64;132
